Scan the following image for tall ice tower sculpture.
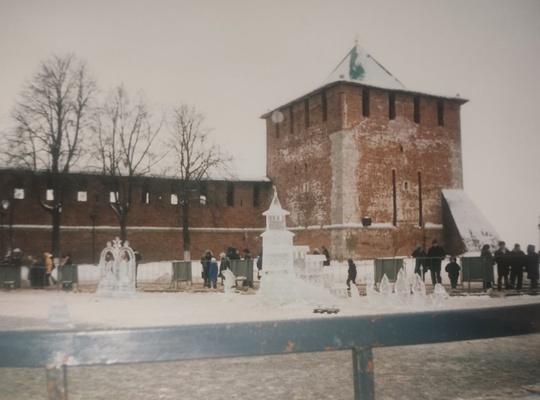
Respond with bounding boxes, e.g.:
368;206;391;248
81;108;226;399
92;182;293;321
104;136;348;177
260;188;295;277
257;188;303;306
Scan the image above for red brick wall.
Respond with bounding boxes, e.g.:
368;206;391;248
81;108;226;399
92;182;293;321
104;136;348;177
265;81;465;260
0;170;272;263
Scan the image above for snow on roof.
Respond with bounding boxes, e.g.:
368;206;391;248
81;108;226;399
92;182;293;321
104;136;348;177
442;189;500;252
261;42;466;119
263;189;290;217
206;170;270;182
323;42;406;91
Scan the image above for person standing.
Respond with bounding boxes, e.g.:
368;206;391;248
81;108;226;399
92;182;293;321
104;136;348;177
412;245;427;281
346;259;357;290
480;244;494;290
256;250;263;280
133;250;142;288
509;243;526;291
445;256;461;290
219;252;230;280
200;250;212;288
525;245;539;290
427;240;445;286
494;241;511;290
43;251;56;286
61;253;72;266
322;246;331;266
209;257;219;289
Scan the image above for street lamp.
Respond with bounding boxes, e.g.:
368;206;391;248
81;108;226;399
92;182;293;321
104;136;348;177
1;200;10;259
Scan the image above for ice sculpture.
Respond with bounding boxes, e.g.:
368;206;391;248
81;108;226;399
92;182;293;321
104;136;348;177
349;283;361;303
222;268;236;294
379;274;393;306
256;188;334;306
394;268;410;306
431;283;449;308
97;238;136;298
365;279;380;304
411;273;427;308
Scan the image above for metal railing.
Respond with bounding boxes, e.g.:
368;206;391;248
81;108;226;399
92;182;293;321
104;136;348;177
1;303;539;399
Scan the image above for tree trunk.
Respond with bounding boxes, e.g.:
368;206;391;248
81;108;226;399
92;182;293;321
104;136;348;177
182;197;190;261
51;206;61;261
120;215;128;244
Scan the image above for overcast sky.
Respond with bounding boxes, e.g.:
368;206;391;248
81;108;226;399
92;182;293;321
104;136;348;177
1;0;539;249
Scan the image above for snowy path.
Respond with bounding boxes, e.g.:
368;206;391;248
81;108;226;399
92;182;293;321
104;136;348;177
0;288;539;399
1;289;540;330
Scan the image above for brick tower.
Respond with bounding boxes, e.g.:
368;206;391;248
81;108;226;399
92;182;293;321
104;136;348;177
262;43;498;259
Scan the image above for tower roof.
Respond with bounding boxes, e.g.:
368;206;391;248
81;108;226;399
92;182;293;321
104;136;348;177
261;42;467;119
263;188;290;217
323;42;406;91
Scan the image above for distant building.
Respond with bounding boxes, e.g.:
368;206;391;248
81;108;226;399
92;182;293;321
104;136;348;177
261;43;499;258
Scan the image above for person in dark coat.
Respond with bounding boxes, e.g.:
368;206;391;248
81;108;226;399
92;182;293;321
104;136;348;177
133;250;142;288
525;245;539;290
200;250;212;288
346;259;357;290
412;245;427;281
445;256;461;289
322;246;331;266
427;239;445;286
61;253;73;266
227;247;240;260
480;244;494;290
219;252;230;281
256;250;262;280
494;241;512;290
509;243;526;290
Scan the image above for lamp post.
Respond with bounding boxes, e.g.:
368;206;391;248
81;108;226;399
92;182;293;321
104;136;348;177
1;200;10;259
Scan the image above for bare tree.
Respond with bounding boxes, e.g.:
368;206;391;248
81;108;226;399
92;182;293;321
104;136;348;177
93;85;163;242
2;53;96;258
167;104;232;260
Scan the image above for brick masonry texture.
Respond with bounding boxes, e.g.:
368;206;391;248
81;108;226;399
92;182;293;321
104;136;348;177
0;170;272;263
265;81;466;259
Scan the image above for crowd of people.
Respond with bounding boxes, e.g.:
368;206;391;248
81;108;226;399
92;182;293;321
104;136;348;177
412;239;540;291
0;248;75;288
200;246;254;289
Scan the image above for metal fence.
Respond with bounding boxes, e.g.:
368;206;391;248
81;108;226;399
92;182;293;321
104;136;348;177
4;256;528;293
0;303;538;399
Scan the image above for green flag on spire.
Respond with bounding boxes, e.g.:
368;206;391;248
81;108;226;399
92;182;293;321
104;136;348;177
349;46;365;80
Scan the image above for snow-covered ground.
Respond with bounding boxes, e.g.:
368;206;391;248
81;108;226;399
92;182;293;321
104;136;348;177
2;260;540;400
1;258;539;331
